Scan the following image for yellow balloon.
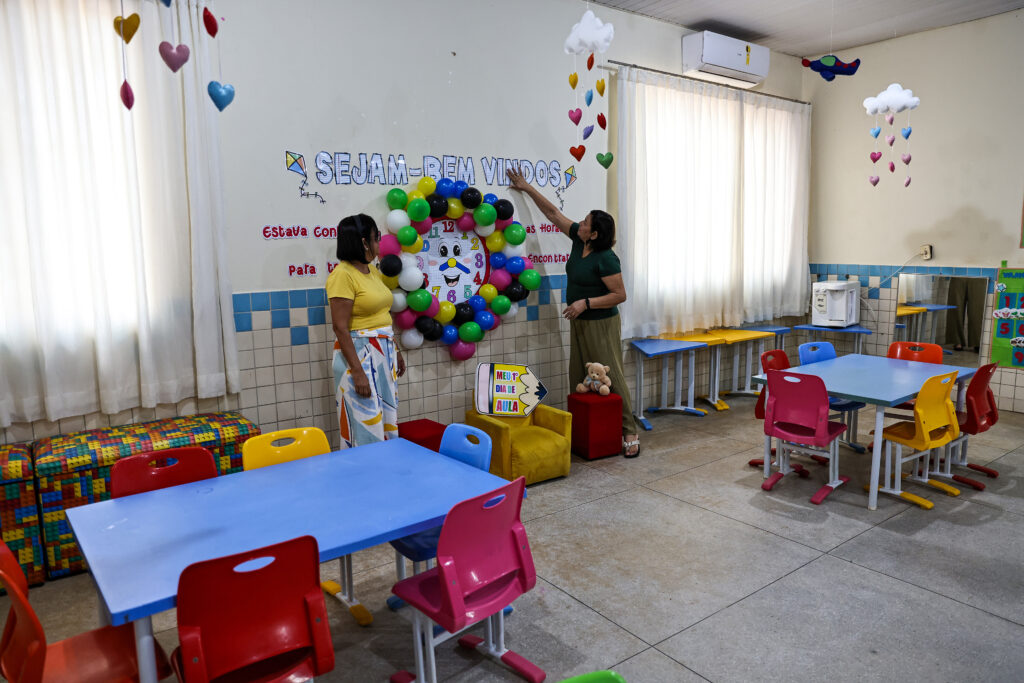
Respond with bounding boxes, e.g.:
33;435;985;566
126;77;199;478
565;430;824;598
402;235;424;253
435;301;456;324
417;177;437;196
485;231;507;253
446;197;465;219
380;273;400;290
406;190;425;207
479;284;498;302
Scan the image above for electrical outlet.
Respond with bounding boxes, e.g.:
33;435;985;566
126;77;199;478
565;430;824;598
920;244;933;260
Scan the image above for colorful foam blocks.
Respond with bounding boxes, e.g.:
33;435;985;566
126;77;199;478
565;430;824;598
0;443;45;586
398;419;447;452
567;392;623;460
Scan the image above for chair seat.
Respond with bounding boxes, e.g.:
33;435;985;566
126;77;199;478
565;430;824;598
393;565;522;634
390;526;442;563
172;645;317;683
770;420;846;447
882;420;956;450
44;623;170;683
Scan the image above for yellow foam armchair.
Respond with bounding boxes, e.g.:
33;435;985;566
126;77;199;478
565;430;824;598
464;405;571;484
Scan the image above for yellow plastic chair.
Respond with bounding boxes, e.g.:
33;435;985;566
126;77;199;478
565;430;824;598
879;371;961;509
242;427;373;626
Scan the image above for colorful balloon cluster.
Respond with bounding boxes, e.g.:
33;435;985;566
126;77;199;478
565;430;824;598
379;177;541;361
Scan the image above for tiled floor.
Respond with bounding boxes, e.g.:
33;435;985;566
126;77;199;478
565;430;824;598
8;402;1024;682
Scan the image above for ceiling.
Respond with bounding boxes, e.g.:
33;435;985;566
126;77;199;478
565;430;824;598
588;0;1024;57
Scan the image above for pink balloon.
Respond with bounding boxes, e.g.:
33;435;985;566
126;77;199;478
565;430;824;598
488;268;512;290
487;315;501;331
412;218;433;235
521;258;534;271
393;308;418;330
449;340;476;361
424;296;440;318
494;217;513;230
456;213;476;232
379;234;401;257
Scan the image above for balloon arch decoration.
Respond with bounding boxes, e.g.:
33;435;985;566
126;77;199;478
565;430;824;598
379;177;540;360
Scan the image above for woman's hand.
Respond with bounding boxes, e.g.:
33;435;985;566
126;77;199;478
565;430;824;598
397;351;406;377
352;369;372;398
506;166;529;192
562;300;587;320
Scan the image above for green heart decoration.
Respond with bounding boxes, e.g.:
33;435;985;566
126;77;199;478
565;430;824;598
596;152;614;169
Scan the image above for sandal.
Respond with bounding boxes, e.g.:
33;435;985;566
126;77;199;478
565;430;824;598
623;436;640;458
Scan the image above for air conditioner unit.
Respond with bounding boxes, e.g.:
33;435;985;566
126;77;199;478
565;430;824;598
682;31;770;88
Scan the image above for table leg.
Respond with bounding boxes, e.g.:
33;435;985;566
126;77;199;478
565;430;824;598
930;312;940;345
731;345;741;392
778;333;786;352
868;407;884;510
763;434;771;479
634;351;652;430
672;351;683;407
133;617;159;683
855;335;864;355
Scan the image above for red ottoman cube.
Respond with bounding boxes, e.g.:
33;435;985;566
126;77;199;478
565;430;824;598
567;392;623;460
398;419;446;452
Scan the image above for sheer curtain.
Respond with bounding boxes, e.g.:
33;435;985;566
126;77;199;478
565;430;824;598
616;66;811;339
0;0;238;428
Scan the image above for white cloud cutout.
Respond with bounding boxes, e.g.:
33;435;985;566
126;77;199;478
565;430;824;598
863;83;920;115
564;10;614;55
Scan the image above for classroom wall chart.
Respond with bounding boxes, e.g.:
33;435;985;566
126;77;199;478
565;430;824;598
991;268;1024;369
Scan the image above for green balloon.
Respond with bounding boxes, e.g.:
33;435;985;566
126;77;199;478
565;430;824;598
407;198;430;222
459;321;483;342
386;188;408;210
490;295;512;315
473;203;497;226
518;268;541;290
504;222;526;245
407;288;431;312
397;225;418;246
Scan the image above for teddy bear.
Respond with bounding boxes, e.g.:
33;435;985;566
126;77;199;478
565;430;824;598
576;362;612;396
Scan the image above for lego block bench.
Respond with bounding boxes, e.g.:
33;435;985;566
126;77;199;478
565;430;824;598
33;412;260;580
0;443;45;586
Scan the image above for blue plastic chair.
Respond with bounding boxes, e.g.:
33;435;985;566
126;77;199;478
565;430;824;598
797;342;866;452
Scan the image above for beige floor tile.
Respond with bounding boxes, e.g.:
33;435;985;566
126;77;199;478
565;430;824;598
615;647;708;682
522;460;636;522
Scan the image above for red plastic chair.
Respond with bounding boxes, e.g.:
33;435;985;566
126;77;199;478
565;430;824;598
171;535;334;683
885;342;943;412
936;363;1000;490
762;370;849;505
110;447;218;499
0;541;170;683
748;350;818;471
390;477;544;683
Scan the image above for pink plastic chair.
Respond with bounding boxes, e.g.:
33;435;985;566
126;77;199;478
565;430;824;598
390;477;544;683
762;370;849;505
110;447;218;499
749;349;825;472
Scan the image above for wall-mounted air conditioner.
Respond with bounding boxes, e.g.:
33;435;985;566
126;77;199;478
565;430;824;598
682;31;770;88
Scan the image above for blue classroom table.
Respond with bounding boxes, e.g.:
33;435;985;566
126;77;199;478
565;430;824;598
794;323;873;354
630;338;709;430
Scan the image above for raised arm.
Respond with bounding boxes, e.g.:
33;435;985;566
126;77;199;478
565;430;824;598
506;167;574;236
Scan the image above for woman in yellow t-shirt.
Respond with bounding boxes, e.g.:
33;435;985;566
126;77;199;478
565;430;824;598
326;214;406;449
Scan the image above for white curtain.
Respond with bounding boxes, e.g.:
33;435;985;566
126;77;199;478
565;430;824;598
0;0;238;428
616;66;811;339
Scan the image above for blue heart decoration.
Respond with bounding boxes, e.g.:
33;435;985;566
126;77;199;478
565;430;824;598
901;126;912;140
158;0;171;6
585;89;593;106
869;126;881;138
582;124;594;140
207;81;235;111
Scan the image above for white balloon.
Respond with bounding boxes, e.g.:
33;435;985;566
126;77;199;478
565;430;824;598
401;328;424;349
399;252;420;270
387;209;410;234
391;289;407;312
503;242;526;257
474;224;495;237
398;267;424;291
501;302;519;322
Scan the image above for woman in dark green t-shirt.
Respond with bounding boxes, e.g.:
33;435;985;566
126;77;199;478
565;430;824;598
507;167;642;457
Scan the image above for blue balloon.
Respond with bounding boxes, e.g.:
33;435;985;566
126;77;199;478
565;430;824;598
483;193;498;205
441;324;459;345
506;256;525;275
468;295;487;312
453;180;468;198
436;177;455;198
474;310;495;330
490;252;507;269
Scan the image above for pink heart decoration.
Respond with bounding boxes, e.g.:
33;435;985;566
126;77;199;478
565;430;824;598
886;113;894;125
901;153;912;165
120;80;134;110
159;41;190;72
568;108;582;125
869;176;879;186
889;161;896;173
869;152;882;163
904;177;912;187
886;135;895;146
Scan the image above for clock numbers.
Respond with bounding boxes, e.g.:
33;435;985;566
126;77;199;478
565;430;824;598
473;272;483;285
447;290;457;303
429;225;440;239
475;253;484;268
442;223;455;233
431;286;441;298
464;285;473;299
416;256;425;269
471;238;480;250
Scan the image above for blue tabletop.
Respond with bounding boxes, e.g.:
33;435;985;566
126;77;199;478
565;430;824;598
740;325;791;334
752;354;977;406
794;323;873;335
907;303;958;311
66;439;509;625
631;338;708;357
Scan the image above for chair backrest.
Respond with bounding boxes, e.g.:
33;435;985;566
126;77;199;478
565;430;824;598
432;477;535;633
242;427;331;470
764;370;831;442
439;424;492;471
798;342;837;365
754;350;792;420
110;447;218;499
887;341;943;363
961;363;999;435
175;536;334;682
0;543;46;683
908;371;960;446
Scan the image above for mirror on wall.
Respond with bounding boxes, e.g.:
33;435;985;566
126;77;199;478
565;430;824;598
895;274;986;367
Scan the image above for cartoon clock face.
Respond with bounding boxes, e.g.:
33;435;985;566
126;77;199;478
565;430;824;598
418;218;490;304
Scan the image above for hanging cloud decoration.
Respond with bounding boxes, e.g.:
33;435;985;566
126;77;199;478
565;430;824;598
564;10;614;55
863;83;920;115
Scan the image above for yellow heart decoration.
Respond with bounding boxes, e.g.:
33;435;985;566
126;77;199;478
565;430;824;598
113;13;140;44
596;79;605;97
569;72;579;90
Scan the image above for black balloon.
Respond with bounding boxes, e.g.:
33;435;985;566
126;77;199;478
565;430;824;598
503;281;528;302
415;315;435;335
379;254;403;277
493;198;514;220
453;302;475;325
422;319;444;341
428;193;448;218
460;187;482;209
